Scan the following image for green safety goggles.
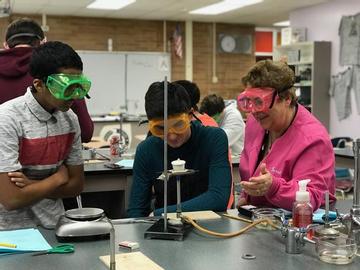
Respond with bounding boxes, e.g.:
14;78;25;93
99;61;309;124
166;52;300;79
45;73;91;100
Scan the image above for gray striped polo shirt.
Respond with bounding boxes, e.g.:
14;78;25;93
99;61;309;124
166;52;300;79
0;88;83;230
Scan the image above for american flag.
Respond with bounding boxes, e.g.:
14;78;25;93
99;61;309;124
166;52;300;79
172;24;183;59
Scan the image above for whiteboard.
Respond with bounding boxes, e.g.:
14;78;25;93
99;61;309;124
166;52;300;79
77;51;170;116
78;51;126;116
126;53;171;115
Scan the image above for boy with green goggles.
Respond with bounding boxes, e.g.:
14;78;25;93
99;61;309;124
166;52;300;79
45;73;91;100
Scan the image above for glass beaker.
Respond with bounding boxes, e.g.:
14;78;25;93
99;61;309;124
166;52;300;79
252;208;283;230
315;235;357;265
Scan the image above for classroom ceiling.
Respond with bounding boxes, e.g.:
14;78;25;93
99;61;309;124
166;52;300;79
8;0;332;27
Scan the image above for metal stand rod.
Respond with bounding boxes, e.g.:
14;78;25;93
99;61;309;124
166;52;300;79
176;176;182;218
349;139;360;245
353;139;360;208
76;195;82;209
108;218;116;270
119;112;123;157
163;77;168;232
324;191;329;225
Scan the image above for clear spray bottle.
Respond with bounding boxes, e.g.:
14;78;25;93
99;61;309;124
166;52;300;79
292;179;313;229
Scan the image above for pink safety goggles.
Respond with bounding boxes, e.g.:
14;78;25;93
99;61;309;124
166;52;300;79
237;87;276;113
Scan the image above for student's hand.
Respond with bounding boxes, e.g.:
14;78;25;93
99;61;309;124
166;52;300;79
240;163;272;196
55;165;70;185
8;172;35;188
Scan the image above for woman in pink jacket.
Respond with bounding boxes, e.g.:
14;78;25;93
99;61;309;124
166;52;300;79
237;60;335;211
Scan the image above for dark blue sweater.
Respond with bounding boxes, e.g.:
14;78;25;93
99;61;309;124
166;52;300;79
127;121;231;218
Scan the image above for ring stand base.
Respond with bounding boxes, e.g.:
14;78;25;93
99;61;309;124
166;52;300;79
144;218;192;241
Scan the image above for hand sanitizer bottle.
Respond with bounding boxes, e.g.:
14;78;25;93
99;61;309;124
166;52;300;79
292;179;313;229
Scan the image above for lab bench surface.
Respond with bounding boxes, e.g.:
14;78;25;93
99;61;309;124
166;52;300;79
2;202;358;270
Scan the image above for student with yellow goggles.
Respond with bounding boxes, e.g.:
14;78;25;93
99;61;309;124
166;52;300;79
148;113;191;137
45;73;91;100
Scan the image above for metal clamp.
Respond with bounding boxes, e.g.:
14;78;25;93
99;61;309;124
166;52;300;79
281;225;307;254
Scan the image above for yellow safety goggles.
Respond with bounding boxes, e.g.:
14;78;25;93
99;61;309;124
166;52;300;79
149;113;191;137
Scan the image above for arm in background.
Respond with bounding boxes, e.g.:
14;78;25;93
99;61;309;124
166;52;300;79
127;142;154;218
71;99;94;143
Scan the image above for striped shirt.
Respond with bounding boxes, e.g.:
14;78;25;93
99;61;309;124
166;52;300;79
0;88;83;230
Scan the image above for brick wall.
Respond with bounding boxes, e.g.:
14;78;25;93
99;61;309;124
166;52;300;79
1;15;255;100
194;23;255;99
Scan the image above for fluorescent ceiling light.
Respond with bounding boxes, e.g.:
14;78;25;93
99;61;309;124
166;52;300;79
189;0;263;15
87;0;136;10
273;20;290;27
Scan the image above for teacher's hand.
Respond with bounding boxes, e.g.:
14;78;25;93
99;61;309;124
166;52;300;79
240;163;272;196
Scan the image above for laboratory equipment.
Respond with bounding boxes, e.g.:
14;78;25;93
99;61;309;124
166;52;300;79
252;208;283;230
315;235;357;265
55;207;112;241
144;77;192;241
339;139;360;246
280;212;316;254
144;166;195;240
55;195;116;269
314;191;340;238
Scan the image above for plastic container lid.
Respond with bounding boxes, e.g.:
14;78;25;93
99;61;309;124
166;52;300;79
171;158;185;166
296;179;311;202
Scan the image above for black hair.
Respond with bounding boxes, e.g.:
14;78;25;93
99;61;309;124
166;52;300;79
5;18;44;48
29;41;83;80
174;80;200;111
199;94;225;117
145;81;191;120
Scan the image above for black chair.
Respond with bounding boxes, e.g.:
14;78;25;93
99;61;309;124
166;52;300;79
331;137;353;148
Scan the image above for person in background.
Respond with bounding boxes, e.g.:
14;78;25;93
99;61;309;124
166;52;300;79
237;59;335;211
127;81;232;218
200;94;245;159
174;80;218;127
0;18;94;142
0;41;88;230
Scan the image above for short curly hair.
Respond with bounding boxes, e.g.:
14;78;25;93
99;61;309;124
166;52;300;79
199;94;225;117
174;80;200;111
241;60;297;107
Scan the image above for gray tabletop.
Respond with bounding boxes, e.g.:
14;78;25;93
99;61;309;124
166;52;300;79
2;202;359;270
83;149;133;175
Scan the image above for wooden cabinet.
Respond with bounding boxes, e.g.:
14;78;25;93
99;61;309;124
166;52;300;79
273;41;331;130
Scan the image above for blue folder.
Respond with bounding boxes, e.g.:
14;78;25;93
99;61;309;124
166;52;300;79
0;228;52;255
